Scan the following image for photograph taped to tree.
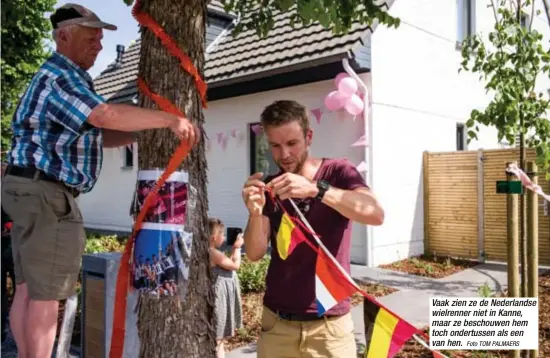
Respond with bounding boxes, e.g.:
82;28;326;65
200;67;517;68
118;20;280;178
132;223;193;297
131;170;193;297
135;170;189;224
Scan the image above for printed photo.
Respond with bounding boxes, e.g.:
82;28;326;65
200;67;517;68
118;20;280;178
135;180;188;225
132;224;192;297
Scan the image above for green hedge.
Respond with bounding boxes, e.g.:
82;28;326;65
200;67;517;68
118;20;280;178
83;233;272;295
84;233;127;254
236;256;270;294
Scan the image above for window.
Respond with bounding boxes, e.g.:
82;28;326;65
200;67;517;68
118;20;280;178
457;0;476;45
122;144;134;168
249;123;278;176
456;123;466;151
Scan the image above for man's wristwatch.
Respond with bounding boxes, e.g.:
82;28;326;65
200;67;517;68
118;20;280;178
315;180;330;200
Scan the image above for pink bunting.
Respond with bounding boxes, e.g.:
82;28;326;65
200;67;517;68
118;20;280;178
356;161;368;172
506;163;550;202
251;124;263;135
311;108;322;124
351;135;368;147
216;132;224;144
231;128;238;138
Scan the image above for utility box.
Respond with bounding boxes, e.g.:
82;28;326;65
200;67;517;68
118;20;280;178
81;253;139;358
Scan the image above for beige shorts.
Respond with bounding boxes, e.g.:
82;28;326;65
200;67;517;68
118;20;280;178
257;307;357;358
1;175;85;301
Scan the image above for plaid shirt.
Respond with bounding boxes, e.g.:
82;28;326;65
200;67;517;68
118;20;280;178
7;52;104;193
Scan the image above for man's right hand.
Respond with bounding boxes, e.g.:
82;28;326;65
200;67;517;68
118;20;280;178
170;116;199;145
242;172;266;216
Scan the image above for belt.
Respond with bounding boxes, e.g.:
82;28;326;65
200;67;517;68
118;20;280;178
5;165;80;198
275;311;327;322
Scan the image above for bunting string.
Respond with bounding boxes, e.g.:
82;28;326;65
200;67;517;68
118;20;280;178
108;0;206;356
506;162;550;202
265;187;448;358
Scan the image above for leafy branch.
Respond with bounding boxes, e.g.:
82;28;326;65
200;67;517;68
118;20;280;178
219;0;400;38
459;0;550;174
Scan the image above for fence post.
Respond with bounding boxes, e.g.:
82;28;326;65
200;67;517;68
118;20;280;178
423;151;430;255
526;161;539;358
506;161;520;358
477;149;485;262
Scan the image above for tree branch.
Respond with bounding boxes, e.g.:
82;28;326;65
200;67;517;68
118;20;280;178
542;0;550;27
529;0;535;31
491;0;500;22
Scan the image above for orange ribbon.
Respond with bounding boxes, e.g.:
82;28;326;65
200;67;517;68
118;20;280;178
108;0;207;357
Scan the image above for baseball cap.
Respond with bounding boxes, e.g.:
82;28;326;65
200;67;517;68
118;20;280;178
50;3;117;31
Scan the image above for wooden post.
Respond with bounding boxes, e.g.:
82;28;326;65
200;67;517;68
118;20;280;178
506;161;521;358
477;149;485;262
526;161;539;358
423;151;430;255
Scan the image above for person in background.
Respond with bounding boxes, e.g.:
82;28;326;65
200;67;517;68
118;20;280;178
209;218;243;358
1;3;198;358
241;100;385;357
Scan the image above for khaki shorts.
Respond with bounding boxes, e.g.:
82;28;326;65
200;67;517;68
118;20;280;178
257;307;357;358
1;175;85;301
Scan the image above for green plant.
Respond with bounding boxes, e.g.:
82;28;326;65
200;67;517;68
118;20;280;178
84;233;127;254
478;282;493;298
237;256;270;294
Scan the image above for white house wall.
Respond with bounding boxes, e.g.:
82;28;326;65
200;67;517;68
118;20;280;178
366;0;544;266
203;78;368;264
79;77;370;264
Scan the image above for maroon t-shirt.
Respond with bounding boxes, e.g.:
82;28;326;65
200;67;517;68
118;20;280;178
262;158;368;316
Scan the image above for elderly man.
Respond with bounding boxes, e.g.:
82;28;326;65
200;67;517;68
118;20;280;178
1;3;197;357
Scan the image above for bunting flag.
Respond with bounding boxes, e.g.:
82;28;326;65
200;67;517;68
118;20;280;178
276;212;307;260
315;246;359;315
276;195;449;358
363;298;417;358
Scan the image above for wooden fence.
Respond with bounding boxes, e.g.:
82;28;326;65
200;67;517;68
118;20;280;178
423;148;550;264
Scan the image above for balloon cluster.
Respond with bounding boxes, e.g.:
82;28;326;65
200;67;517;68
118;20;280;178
323;72;365;116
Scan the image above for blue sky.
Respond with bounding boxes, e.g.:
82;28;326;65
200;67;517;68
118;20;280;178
50;0;139;78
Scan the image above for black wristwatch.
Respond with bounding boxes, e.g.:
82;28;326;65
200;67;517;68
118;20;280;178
315;180;330;200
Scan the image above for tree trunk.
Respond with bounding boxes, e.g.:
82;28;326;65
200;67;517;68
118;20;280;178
134;0;216;357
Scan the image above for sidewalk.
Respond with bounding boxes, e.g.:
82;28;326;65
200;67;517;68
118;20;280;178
227;262;536;358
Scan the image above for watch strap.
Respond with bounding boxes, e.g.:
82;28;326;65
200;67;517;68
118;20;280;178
315;180;329;200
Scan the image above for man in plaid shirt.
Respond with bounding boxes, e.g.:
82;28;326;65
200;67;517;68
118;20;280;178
1;4;198;357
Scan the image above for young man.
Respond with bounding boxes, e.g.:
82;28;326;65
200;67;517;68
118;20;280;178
241;100;384;357
1;4;198;358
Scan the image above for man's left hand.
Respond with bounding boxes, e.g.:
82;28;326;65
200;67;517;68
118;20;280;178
267;173;318;201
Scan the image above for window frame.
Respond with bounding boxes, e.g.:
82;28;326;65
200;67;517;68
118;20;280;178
456;123;466;151
248;122;278;176
456;0;476;47
121;144;134;169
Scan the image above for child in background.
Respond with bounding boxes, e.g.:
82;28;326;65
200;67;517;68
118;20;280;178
209;218;243;358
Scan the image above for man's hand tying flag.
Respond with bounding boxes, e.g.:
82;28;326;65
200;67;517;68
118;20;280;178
267;172;318;200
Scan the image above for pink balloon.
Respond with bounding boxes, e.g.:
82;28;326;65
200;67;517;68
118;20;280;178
324;90;345;111
338;77;358;97
344;94;364;115
334;72;349;88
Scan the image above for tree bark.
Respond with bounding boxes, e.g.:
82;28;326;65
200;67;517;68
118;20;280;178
134;0;216;357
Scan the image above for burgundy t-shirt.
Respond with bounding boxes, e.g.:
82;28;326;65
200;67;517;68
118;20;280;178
262;158;368;316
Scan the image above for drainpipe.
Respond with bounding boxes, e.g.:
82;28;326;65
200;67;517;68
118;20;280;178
342;57;374;267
